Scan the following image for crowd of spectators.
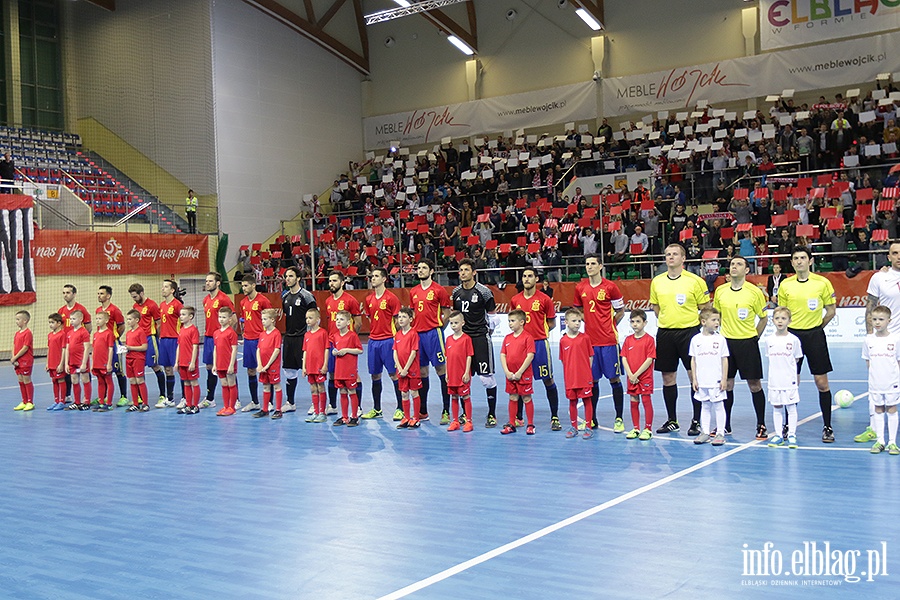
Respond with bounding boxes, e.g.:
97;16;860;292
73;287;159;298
247;80;900;289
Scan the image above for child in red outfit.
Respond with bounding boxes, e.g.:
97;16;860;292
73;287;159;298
331;310;363;426
12;310;34;411
620;309;656;440
393;308;422;429
500;310;536;435
90;311;115;411
303;308;329;423
176;306;201;414
46;314;66;410
63;310;92;410
444;311;474;432
124;309;149;411
559;308;595;440
213;307;239;416
255;308;283;419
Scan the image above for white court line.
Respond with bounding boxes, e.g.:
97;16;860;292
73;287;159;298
376;437;764;600
378;400;869;599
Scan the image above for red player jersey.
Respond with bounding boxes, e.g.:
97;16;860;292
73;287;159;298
177;324;200;368
96;304;124;337
59;302;91;331
125;327;148;359
409;282;451;333
510;290;556;341
213;327;238;371
445;332;473;387
66;327;90;367
47;329;65;370
240;293;272;341
364;290;401;341
203;290;235;338
159;298;183;339
558;332;593;390
573;278;624;347
258;328;282;370
330;329;361;381
91;328;115;370
393;328;420;377
501;331;535;379
134;298;161;337
303;328;329;374
324;291;361;336
13;329;33;369
620;333;656;385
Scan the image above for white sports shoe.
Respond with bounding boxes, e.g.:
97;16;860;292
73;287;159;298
163;399;176;408
154;398;167;409
176;398;187;410
307;404;316;415
234;400;242;411
283;403;296;413
241;402;260;413
325;406;338;415
199;399;215;409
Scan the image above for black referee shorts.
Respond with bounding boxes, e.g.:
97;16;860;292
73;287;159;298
788;326;833;376
470;332;495;376
654;326;699;373
282;333;305;371
725;337;763;380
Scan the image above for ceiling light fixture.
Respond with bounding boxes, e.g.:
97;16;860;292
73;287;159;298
575;8;603;31
447;34;475;55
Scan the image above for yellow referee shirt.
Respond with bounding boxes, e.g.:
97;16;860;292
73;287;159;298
777;273;835;330
713;283;767;339
649;270;709;329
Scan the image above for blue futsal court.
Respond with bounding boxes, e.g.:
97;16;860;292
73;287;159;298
1;343;897;599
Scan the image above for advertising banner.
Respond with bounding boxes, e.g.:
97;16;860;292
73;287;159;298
760;0;900;50
0;195;35;306
602;32;899;116
33;230;210;276
363;82;597;150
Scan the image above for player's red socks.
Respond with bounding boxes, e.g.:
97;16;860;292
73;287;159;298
642;395;653;429
274;389;283;411
413;396;421;419
25;382;33;404
569;400;579;427
131;384;140;405
73;381;82;405
463;397;472;422
402;398;410;420
584;400;594;428
262;390;271;412
631;400;641;429
340;393;349;419
451;397;459;421
84;381;92;405
349;393;358;419
508;400;517;425
139;383;149;406
97;377;107;406
18;382;27;403
524;400;534;425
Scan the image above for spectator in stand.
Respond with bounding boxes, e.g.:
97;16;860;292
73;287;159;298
669;204;688;244
579;227;599;256
0;152;14;194
686;236;703;275
826;226;849;272
608;227;629;265
505;246;528;284
738;231;756;271
543;245;562;282
776;228;795;272
730;197;752;225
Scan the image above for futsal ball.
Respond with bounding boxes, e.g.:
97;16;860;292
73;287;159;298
835;390;855;409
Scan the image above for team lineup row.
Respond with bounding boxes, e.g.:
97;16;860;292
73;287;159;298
9;243;900;449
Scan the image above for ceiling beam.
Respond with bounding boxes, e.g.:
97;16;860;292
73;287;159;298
302;0;316;22
352;0;369;64
318;0;347;29
85;0;115;10
570;0;605;29
242;0;369;75
420;3;477;53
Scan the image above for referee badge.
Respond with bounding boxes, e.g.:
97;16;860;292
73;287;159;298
676;294;686;305
807;298;818;311
737;308;749;320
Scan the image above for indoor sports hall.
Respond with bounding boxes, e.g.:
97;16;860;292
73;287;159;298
0;0;898;599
